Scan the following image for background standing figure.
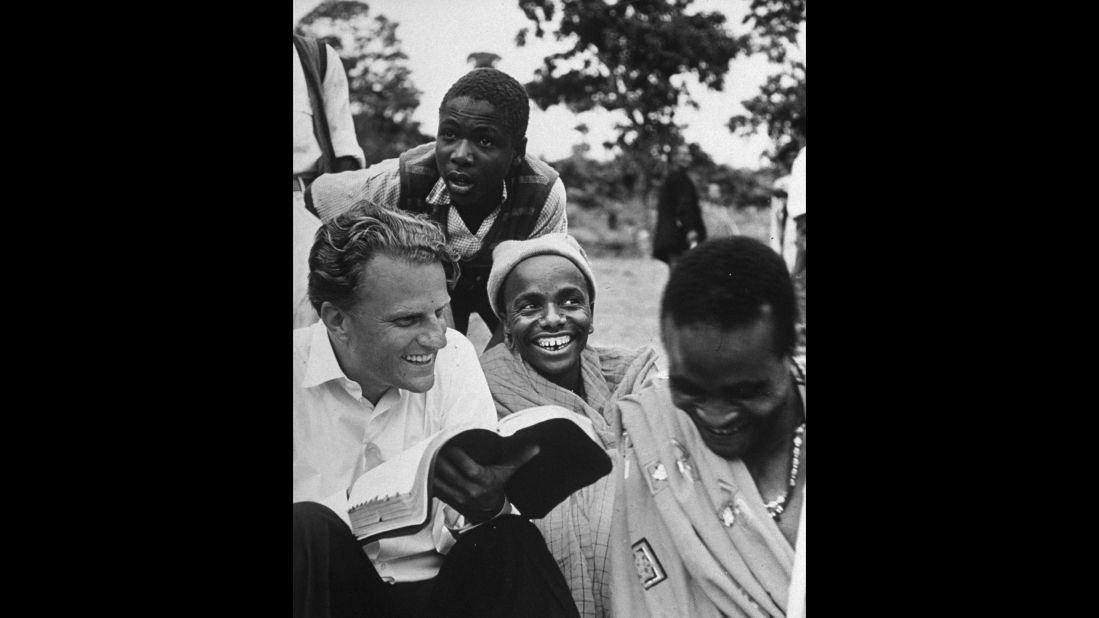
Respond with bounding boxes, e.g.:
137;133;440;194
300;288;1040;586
768;174;793;266
786;147;806;351
293;33;366;329
652;146;707;268
700;182;741;239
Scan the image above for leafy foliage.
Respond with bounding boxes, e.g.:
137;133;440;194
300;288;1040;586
557;146;776;213
553;146;777;258
728;0;805;172
740;0;805;63
296;1;431;165
515;0;742;229
553;148;639;210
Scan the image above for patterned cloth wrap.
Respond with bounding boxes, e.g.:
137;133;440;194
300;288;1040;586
608;360;805;617
480;343;660;617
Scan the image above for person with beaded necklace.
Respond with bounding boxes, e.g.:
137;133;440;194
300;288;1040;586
608;236;806;617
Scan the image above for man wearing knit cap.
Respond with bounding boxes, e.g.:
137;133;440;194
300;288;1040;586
485;233;597;321
480;233;663;616
309;67;567;345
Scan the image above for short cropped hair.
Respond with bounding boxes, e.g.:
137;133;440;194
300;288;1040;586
660;237;798;357
308;201;460;314
440;68;530;147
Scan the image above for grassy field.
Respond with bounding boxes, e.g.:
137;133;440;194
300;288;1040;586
466;205;775;369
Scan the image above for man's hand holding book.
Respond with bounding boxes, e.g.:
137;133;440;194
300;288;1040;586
433;443;541;523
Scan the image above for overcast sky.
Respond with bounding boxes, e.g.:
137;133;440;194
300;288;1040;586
293;0;804;169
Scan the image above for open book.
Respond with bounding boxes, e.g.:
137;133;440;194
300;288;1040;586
347;405;612;544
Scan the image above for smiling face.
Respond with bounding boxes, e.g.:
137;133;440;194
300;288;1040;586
330;253;451;404
502;255;593;388
662;308;794;460
435;96;526;211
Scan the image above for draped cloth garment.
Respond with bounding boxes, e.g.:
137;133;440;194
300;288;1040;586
480;343;660;617
608;362;805;617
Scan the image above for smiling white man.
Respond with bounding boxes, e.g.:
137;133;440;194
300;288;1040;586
292;202;579;618
608;236;807;618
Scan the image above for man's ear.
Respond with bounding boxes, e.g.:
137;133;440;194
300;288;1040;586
512;137;528;167
319;301;350;343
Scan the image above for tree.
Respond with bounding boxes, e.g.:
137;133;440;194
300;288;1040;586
727;0;805;173
515;0;741;229
296;0;431;165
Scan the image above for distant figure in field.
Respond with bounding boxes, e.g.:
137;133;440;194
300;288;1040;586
652;146;707;268
768;176;794;269
786;147;806;277
700;182;740;239
768;148;805;351
769;148;805;350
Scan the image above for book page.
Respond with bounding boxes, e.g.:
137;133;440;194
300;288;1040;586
347;433;437;508
497;404;598;443
347;424;485;541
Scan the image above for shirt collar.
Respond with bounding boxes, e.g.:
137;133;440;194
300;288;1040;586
426;177;508;208
301;321;350;389
300;321;408;406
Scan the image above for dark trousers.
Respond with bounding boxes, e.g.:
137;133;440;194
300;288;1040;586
293;502;579;618
448;283;499;338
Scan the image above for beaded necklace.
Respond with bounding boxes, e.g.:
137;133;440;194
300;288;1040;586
763;422;805;522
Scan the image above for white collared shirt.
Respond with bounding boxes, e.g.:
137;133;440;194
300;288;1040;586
293;320;497;582
786;147;806;220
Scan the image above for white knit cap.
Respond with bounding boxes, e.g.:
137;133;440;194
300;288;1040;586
487;233;597;319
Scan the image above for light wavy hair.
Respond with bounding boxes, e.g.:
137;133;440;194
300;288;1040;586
307;200;459;313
